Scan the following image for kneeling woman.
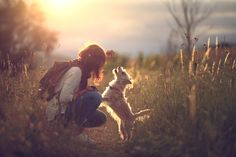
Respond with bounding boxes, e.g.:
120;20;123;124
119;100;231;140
46;44;109;145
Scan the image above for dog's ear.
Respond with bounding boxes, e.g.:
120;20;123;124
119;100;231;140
115;68;118;74
112;68;118;74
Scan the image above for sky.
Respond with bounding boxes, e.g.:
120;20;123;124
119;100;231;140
28;0;236;57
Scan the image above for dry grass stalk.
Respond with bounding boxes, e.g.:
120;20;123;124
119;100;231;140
211;61;216;74
188;84;197;122
217;59;222;75
207;36;211;50
202;37;211;63
223;52;230;66
189;61;193;75
189;45;197;75
202;48;211;63
191;45;196;62
232;59;236;70
215;36;219;56
179;49;184;73
24;64;29;78
204;63;208;72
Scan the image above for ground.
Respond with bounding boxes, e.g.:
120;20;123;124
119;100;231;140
86;108;129;157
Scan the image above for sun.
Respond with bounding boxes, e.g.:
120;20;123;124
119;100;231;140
47;0;72;10
37;0;78;15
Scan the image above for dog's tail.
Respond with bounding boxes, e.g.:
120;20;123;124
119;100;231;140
134;109;151;120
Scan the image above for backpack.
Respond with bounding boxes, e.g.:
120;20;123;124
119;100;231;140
39;60;79;101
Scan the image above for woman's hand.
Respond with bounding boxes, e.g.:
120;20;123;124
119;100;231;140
74;86;98;100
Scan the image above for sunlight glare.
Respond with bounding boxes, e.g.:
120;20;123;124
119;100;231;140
45;0;74;9
38;0;80;17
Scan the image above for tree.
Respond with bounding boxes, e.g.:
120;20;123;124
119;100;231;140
165;0;212;57
0;0;57;73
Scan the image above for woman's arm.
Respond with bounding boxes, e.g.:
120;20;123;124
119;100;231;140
59;67;82;112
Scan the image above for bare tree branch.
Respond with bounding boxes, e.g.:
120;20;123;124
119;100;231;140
165;0;184;28
165;0;213;57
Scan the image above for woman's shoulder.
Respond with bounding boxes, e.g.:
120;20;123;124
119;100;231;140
66;66;82;76
69;66;81;71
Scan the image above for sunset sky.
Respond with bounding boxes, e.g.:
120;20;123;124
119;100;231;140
28;0;236;57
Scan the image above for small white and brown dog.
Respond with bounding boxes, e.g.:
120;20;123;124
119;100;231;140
102;66;150;141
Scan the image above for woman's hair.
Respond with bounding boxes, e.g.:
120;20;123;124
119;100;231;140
78;44;106;83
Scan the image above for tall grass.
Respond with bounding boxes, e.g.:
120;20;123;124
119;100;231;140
0;37;235;157
0;69;101;157
124;37;236;157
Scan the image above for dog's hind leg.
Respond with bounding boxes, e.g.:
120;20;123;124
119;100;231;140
121;121;134;141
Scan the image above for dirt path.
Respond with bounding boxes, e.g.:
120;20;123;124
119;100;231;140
86;111;129;157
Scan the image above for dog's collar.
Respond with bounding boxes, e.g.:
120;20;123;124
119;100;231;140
109;85;122;93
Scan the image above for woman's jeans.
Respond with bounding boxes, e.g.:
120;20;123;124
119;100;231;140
64;91;106;128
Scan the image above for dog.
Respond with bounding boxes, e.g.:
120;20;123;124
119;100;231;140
102;66;150;141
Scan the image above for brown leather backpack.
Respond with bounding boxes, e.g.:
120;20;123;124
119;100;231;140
38;60;89;101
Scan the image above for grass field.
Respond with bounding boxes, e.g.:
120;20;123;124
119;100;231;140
0;39;236;157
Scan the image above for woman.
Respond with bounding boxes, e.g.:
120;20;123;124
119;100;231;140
46;44;111;145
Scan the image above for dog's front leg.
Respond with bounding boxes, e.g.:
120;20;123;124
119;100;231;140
119;122;128;142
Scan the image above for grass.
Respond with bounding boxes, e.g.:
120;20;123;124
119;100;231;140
0;38;236;157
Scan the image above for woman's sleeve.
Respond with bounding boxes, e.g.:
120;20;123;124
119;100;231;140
59;67;82;106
